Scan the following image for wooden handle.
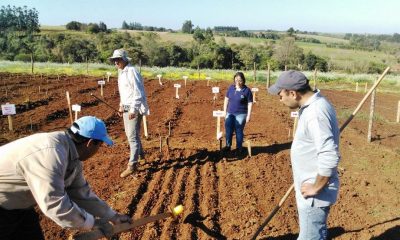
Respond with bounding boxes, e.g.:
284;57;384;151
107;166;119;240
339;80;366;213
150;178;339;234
72;212;171;240
143;116;148;138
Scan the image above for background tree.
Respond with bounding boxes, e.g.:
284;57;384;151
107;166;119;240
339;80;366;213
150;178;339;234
182;20;193;34
66;21;82;31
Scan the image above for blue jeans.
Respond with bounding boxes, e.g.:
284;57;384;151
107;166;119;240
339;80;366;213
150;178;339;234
297;204;330;240
225;113;247;149
123;112;143;166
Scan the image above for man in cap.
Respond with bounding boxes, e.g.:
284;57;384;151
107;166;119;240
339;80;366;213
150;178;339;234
109;49;149;178
0;116;130;239
268;70;341;240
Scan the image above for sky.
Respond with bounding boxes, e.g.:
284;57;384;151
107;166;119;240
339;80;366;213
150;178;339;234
2;0;400;34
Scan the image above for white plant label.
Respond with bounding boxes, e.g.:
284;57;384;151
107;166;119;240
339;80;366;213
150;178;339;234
157;74;162;78
212;87;220;94
174;84;181;88
206;77;211;80
213;110;224;117
106;72;111;76
251;88;259;92
72;104;81;112
183;76;188;80
98;80;106;85
1;103;16;115
291;111;299;118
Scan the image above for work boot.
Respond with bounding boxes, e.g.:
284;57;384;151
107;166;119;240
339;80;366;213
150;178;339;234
120;163;137;178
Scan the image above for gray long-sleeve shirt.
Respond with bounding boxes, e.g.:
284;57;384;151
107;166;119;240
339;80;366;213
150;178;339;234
291;90;341;208
0;131;116;229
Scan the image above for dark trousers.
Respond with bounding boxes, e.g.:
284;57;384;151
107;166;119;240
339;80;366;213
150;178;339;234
0;207;44;240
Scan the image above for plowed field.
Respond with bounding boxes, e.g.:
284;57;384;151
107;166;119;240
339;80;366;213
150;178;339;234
1;72;399;239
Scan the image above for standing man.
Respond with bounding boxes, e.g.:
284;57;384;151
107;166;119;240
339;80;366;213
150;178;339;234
0;116;130;239
268;70;341;240
109;49;149;178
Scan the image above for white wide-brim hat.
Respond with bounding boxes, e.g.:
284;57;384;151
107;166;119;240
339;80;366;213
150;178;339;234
109;49;131;62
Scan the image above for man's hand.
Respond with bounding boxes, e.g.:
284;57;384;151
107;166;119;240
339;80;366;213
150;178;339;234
93;218;114;238
246;115;251;123
118;106;124;117
128;113;136;120
300;182;319;198
109;213;131;225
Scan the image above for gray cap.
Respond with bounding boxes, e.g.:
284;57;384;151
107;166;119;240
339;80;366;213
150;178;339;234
268;70;309;95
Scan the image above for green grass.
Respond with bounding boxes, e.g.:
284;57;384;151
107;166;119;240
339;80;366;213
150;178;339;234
1;60;399;93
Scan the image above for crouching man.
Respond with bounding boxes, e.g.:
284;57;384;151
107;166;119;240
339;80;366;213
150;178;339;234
0;116;130;239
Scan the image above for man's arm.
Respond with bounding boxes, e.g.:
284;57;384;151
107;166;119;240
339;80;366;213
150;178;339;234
301;174;330;198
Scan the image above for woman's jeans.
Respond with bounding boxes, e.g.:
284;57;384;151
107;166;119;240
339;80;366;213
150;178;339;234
297;204;330;240
123;112;143;166
225;113;247;149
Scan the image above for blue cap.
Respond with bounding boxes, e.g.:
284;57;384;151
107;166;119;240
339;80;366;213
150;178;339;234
71;116;113;146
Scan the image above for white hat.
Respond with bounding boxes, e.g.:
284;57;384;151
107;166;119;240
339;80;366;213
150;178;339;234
109;49;131;62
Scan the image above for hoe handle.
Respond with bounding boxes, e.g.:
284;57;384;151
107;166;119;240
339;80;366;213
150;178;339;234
72;212;172;240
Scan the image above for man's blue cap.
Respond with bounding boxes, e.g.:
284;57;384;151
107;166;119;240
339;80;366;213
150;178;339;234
70;116;113;146
268;70;309;95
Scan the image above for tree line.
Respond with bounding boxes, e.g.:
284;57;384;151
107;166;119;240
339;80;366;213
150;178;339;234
0;5;393;74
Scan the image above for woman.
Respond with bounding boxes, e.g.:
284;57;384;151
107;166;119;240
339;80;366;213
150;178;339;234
223;72;253;154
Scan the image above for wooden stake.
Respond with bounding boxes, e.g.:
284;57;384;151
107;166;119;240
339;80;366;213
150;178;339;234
355;82;359;92
367;83;376;143
100;84;103;97
246;140;252;157
143;116;148;138
364;82;368;93
8;115;13;131
266;63;271;88
217;116;221;139
253;62;257;82
159;136;163;152
66;91;73;124
168;121;171;136
313;68;317;90
165;136;170;152
397;101;400;123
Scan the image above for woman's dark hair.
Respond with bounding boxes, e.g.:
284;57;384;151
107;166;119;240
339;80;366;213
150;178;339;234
233;72;246;85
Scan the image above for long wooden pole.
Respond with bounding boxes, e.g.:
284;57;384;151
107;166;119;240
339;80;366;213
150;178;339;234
367;79;377;143
250;66;390;240
66;91;73;124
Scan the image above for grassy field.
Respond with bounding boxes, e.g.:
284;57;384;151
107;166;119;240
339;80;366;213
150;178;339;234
1;60;399;93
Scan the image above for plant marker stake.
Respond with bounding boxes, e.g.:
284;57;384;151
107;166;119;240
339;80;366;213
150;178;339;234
397;101;400;123
356;82;359;92
250;66;390;240
313;68;317;90
159;136;163;153
251;88;259;103
71;205;184;240
2;103;16;132
213;110;224;140
246;140;252;157
206;77;211;86
98;80;105;97
168;121;171;137
266;63;271;89
157;74;163;86
183;76;188;87
106;72;111;82
365;82;368;93
291;111;299;138
72;104;81;121
174;84;181;99
367;78;377;143
212;87;220;102
66;91;73;124
143;116;148;138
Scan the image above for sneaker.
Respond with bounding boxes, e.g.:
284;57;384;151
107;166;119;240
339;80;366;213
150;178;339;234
120;164;137;178
236;147;246;156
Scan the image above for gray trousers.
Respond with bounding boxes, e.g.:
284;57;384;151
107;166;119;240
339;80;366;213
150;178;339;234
123;112;143;166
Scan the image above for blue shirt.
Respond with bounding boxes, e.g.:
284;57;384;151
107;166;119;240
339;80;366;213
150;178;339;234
226;84;253;114
291;90;341;208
